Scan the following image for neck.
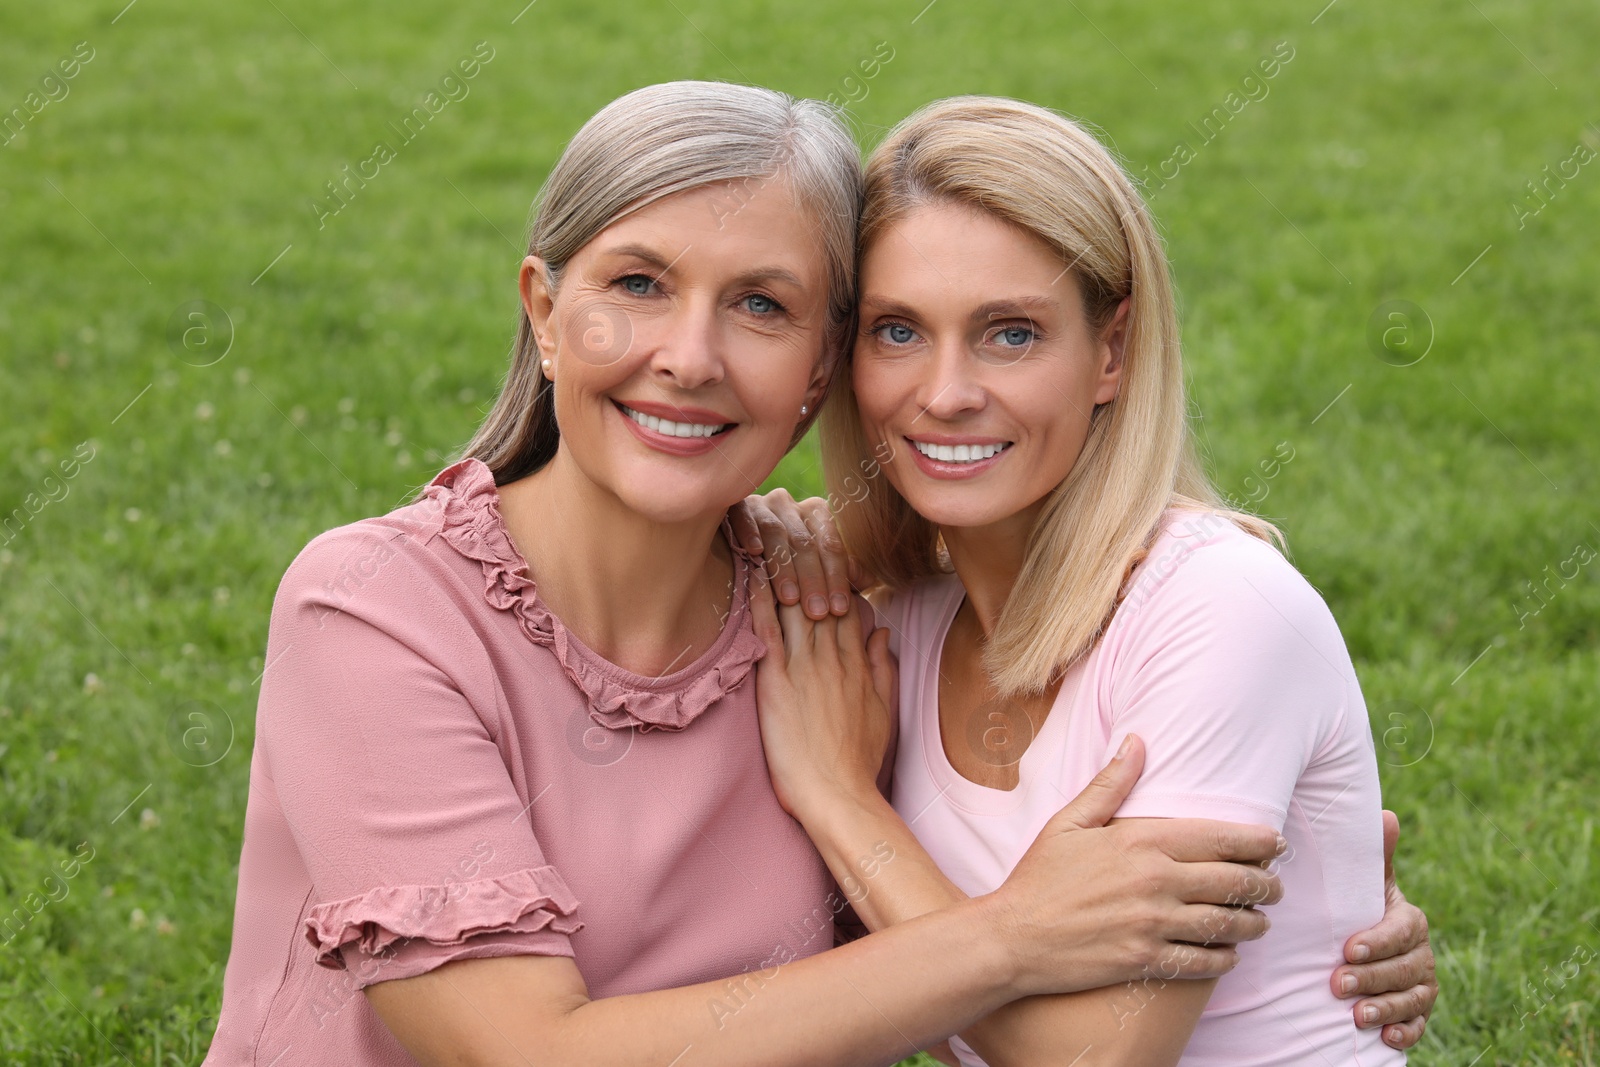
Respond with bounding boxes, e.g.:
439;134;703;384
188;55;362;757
939;499;1046;640
496;447;733;676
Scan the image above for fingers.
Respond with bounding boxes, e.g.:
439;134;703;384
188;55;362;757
748;560;784;656
1156;859;1283;909
1142;818;1285;868
1048;735;1144;831
1378;1015;1428;1050
1381;809;1400;887
776;596;822;655
729;499;766;557
833;589;866;659
1344;895;1428;963
800;500;855;617
1173;902;1271;946
774;500;831;620
1149;942;1240;981
1331;947;1433;998
1334;943;1433;1000
750;489;804;605
1350;983;1435;1035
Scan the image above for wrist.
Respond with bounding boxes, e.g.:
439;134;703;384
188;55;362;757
790;779;894;842
951;892;1027;1002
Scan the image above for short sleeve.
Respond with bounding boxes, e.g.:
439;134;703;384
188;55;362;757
1105;529;1356;831
257;523;583;988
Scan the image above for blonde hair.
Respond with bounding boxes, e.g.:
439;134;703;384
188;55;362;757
823;96;1278;697
461;81;863;484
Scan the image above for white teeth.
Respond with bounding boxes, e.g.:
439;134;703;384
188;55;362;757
912;440;1009;464
621;405;728;439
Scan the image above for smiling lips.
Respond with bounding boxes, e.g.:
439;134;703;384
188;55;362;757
906;435;1014;479
615;400;735;457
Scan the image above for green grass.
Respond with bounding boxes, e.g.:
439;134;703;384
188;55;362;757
1;0;1596;1063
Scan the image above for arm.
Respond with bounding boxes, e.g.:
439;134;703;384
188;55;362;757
367;895;1018;1067
740;490;1439;1052
749;573;1279;1067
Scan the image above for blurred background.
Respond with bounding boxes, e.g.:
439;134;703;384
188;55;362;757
1;0;1595;1063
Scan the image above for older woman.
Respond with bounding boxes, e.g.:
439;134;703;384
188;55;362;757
204;83;1426;1067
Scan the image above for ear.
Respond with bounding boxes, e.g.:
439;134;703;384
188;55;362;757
1093;297;1131;406
800;340;841;417
519;255;557;377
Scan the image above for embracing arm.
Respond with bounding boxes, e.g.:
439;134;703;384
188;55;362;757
792;758;1247;1067
367;893;1016;1067
734;488;1440;1053
749;574;1276;1067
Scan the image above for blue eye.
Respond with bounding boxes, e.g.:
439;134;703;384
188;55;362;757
620;275;655;295
883;324;916;344
997;326;1033;347
743;293;780;314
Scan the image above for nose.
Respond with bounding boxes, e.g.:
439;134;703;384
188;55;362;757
913;339;985;423
647;293;726;391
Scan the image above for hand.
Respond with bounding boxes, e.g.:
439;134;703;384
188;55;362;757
730;488;872;620
980;736;1287;997
1331;810;1437;1049
749;560;895;821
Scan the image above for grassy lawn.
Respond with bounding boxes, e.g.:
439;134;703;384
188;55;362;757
2;0;1595;1063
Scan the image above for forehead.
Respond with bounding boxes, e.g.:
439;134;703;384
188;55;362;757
859;202;1075;303
583;179;828;283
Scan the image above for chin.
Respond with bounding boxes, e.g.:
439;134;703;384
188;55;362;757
614;475;742;525
894;485;1019;531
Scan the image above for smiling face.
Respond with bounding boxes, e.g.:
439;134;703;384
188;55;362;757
523;180;832;524
852;201;1127;536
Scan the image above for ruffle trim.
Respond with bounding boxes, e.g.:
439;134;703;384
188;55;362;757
423;458;766;732
304;865;584;969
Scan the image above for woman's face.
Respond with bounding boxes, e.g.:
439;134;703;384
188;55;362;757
852;201;1127;533
523;180;831;524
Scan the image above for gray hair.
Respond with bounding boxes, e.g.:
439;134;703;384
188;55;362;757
461;81;863;484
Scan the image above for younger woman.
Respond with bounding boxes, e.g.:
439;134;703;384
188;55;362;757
746;97;1431;1065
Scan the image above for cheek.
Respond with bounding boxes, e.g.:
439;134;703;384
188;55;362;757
850;357;912;431
558;294;643;371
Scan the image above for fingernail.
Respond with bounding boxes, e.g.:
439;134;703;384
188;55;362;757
1339;974;1357;994
830;593;850;614
1274;835;1288;856
807;595;828;617
1113;735;1133;760
1351;944;1370;962
780;581;800;602
1362;1006;1379;1025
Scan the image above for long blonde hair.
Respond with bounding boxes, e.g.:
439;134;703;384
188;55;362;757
461;81;863;485
822;96;1278;697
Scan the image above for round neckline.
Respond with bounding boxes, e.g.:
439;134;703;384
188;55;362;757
424;458;767;732
916;573;1090;816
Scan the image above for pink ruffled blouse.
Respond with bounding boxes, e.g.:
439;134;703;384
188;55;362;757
203;458;836;1065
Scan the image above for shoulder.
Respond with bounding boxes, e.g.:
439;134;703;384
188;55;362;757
1113;510;1347;670
271;467;481;635
277;501;444;607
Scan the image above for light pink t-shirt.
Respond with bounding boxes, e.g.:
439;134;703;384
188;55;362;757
203;458;836;1066
884;511;1403;1066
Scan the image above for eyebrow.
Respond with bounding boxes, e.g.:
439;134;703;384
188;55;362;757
594;244;807;290
858;294;1061;322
